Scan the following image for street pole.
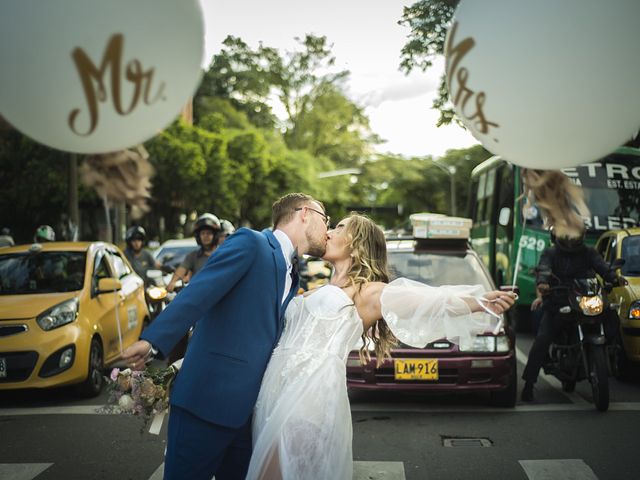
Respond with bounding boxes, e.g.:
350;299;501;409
68;154;79;239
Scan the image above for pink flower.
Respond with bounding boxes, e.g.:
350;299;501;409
110;368;120;381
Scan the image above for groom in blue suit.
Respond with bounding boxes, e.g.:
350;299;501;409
123;193;330;480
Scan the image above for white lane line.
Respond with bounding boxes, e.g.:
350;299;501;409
515;347;589;405
354;461;406;480
0;405;104;416
148;463;163;480
519;459;598;480
0;463;53;480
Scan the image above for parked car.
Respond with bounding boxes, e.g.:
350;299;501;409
0;241;149;396
153;238;198;271
346;216;517;407
595;227;640;376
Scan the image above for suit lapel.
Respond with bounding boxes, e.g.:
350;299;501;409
263;229;287;323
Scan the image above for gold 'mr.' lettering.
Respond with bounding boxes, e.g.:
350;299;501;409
68;33;166;136
445;22;498;136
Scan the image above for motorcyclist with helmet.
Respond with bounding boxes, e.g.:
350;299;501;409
165;213;224;293
218;219;236;245
124;225;160;285
521;225;624;401
164;213;224;364
34;225;56;243
0;227;15;247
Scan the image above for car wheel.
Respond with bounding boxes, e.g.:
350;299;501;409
489;357;517;408
76;338;104;398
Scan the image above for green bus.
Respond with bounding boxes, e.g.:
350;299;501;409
468;146;640;328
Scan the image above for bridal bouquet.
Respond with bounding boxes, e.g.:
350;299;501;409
101;362;180;434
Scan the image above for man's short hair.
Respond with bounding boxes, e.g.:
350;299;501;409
272;193;323;228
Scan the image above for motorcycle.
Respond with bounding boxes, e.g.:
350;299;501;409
542;275;621;412
145;267;179;322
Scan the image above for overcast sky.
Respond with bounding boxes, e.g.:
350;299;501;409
199;0;477;158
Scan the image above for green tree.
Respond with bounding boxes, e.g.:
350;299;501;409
399;0;460;126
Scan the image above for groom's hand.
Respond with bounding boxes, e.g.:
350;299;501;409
122;340;152;370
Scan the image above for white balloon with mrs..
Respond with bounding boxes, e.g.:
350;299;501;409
446;0;640;169
0;0;204;154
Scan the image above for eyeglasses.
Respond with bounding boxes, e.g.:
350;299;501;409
295;207;331;227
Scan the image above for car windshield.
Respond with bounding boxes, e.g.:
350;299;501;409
0;251;86;294
387;251;493;290
154;245;197;267
621;235;640;276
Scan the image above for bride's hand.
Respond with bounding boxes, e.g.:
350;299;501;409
480;291;518;315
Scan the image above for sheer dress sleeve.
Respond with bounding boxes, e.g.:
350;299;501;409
379;278;499;348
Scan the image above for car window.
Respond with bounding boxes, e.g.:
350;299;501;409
108;250;131;279
0;251;86;294
605;237;618;264
155;245;198;267
621;236;640;276
387;251;493;290
596;236;610;258
92;251;113;292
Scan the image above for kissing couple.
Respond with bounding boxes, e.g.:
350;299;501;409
123;192;516;480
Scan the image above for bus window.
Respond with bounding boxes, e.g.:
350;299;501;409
476;173;487;223
484;169;496;223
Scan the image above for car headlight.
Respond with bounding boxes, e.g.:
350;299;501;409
146;286;167;300
496;335;511;352
460;335;496;352
629;301;640;319
578;295;604;316
37;298;79;331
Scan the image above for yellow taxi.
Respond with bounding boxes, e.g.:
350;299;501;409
595;228;640;375
0;241;149;396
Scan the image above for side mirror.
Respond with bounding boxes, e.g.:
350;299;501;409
97;278;122;294
498;207;511;227
611;258;625;270
146;269;163;280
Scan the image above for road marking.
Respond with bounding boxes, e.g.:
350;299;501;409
0;405;104;416
515;347;590;405
0;463;53;480
148;463;163;480
354;461;406;480
519;459;598;480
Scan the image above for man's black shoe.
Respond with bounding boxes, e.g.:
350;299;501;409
521;382;534;402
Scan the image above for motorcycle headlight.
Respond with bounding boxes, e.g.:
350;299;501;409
147;286;167;300
578;295;604;316
460;336;496;352
629;301;640;319
37;298;79;331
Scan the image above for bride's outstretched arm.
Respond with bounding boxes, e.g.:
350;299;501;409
357;281;517;330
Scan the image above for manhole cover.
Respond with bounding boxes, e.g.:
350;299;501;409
442;437;492;447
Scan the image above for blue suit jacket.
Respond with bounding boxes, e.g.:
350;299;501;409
141;228;297;428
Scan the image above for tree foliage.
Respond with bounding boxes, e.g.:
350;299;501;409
399;0;460;127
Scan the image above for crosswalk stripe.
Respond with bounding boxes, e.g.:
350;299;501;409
519;459;598;480
148;463;164;480
0;463;53;480
354;461;406;480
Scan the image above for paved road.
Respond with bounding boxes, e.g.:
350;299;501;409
1;334;639;479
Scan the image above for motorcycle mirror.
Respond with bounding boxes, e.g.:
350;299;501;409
611;258;625;270
147;269;163;279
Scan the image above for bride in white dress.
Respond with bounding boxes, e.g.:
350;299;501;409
246;214;516;480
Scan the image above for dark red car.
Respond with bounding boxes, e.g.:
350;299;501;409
346;236;517;407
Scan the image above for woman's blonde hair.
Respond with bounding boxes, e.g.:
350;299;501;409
521;169;589;239
341;213;397;367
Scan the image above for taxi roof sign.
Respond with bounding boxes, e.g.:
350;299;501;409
409;213;472;240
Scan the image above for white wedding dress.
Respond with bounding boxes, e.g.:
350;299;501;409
246;279;498;480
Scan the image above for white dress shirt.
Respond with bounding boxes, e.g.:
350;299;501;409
272;229;296;304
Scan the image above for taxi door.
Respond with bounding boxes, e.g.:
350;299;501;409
88;249;122;363
106;249;145;348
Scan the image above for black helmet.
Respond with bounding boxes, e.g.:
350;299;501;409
219;219;236;236
34;225;55;242
125;226;146;245
193;213;221;245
